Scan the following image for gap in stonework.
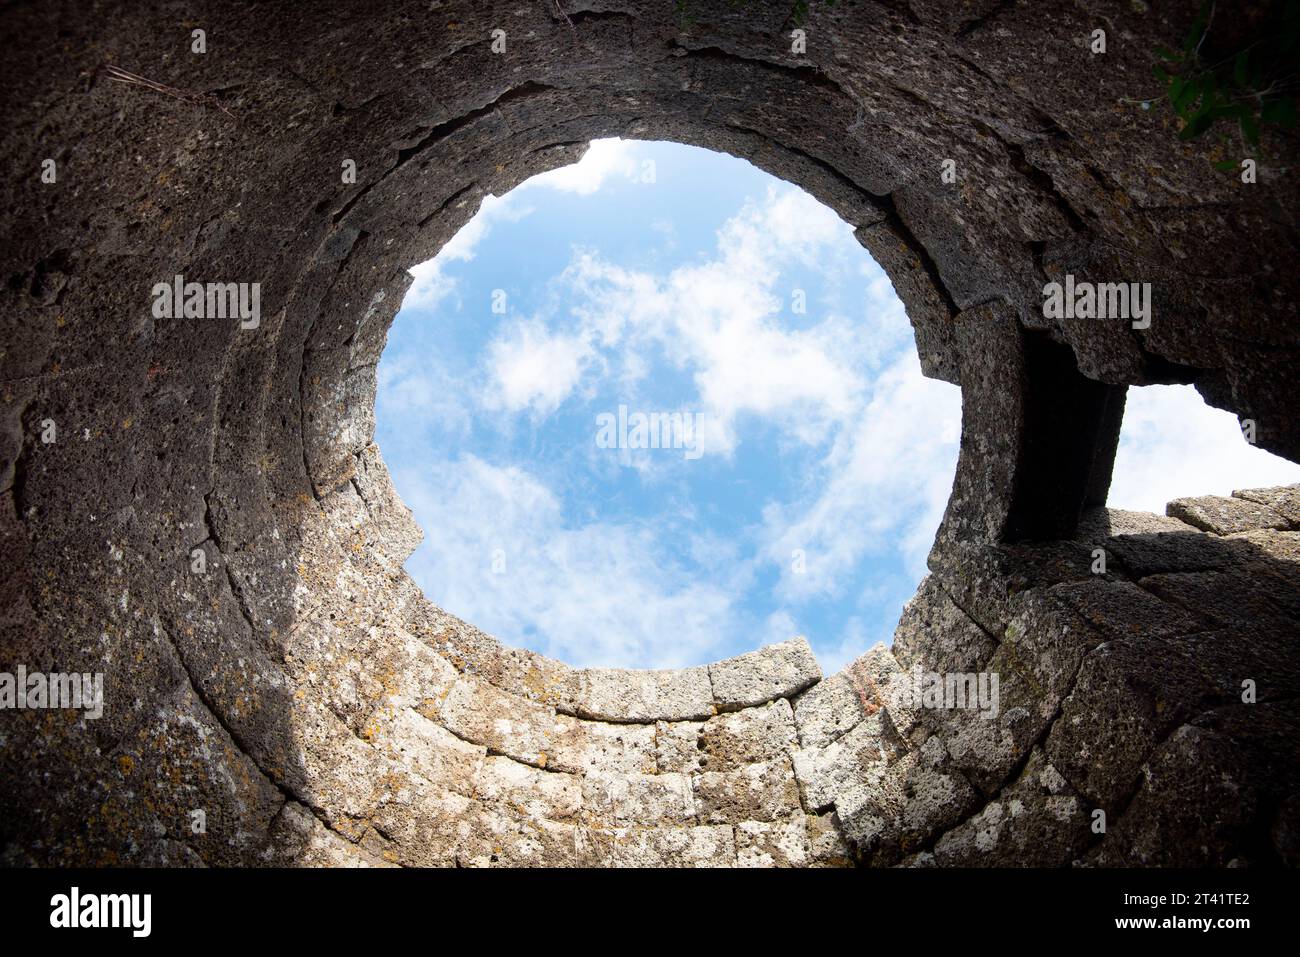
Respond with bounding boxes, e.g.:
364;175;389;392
375;138;963;670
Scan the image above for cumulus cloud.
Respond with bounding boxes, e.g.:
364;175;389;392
1108;384;1300;513
758;348;961;603
395;455;741;668
519;138;640;195
482;318;596;416
386;167;960;670
539;185;874;458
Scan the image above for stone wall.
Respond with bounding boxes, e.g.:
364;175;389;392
1;0;1297;866
265;475;1300;868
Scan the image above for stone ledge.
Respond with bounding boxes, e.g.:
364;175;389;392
708;637;821;710
1167;493;1289;536
1233;485;1300;527
568;666;714;723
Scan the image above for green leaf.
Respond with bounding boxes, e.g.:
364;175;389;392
1234;51;1249;87
1240;108;1260;146
1153;64;1171;83
1170;76;1191;115
1197;71;1218;107
1179;108;1215;139
1214;159;1239;171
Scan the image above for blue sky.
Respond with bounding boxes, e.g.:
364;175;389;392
376;138;1300;673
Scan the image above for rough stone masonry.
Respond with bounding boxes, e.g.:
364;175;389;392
0;0;1297;866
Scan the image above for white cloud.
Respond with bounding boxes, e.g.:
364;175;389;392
403;193;531;311
547;186;873;457
759;348;962;602
1109;384;1300;513
395;455;742;668
463;182;875;454
385;151;964;670
718;184;852;271
482;318;596;416
519;138;639;195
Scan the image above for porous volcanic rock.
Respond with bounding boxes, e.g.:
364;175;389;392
1;0;1297;866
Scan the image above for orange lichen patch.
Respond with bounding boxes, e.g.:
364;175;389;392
415;691;451;722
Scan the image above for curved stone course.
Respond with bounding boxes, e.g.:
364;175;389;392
1;0;1297;866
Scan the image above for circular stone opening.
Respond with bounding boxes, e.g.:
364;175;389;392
376;138;962;671
5;0;1298;870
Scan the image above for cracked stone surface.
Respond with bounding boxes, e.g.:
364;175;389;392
1;0;1298;866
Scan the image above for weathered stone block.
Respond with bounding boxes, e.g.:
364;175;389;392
1168;494;1288;535
547;714;657;777
735;815;809;868
1140;566;1300;630
1087;722;1261;867
263;802;396;868
925;587;1098;793
370;706;485;796
792;673;864;750
1048;578;1205;641
458;809;612;868
891;574;997;676
708;637;821;710
473;755;583;823
931;748;1089;867
582;771;696;825
699;698;798;771
694;756;802;824
1233;485;1300;527
572;666;713;722
1044;636;1234;811
841;643;922;738
921;649;1047;797
806;812;855;867
655;719;705;773
1075;506;1199;540
835;732;980;864
437;676;554;767
791;713;901;813
607;824;736;867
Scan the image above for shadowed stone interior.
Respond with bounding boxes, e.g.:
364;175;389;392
1;0;1297;866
